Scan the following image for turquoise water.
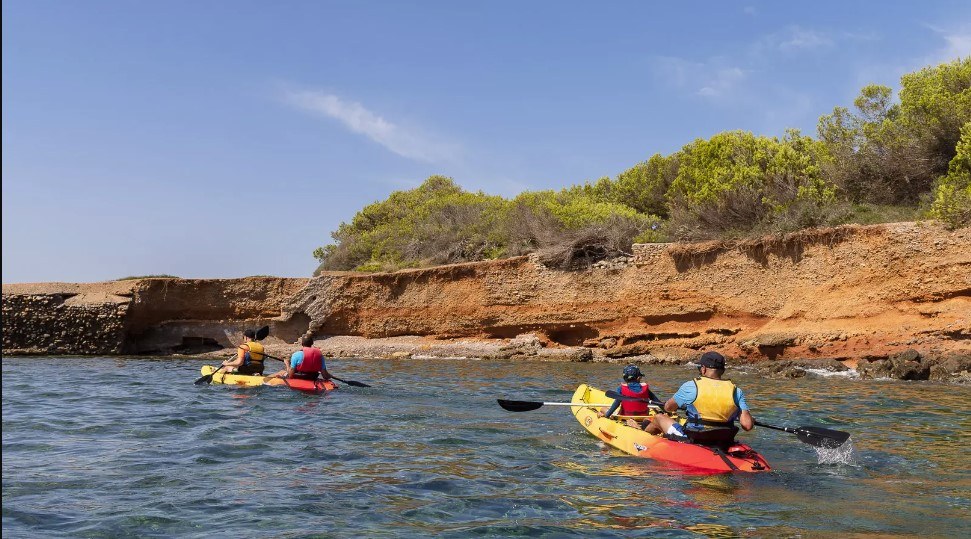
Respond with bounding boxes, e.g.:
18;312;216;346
2;356;969;538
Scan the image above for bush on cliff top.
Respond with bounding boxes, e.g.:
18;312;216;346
314;59;970;273
929;121;971;228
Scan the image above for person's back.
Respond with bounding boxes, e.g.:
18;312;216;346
221;329;265;375
599;365;659;419
286;336;332;381
644;351;754;449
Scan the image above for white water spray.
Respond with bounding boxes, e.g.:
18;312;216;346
815;438;855;465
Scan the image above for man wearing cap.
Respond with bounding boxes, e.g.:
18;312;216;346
641;351;754;449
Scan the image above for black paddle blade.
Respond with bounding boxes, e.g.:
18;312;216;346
796;426;851;448
193;374;214;385
497;399;544;412
331;376;371;387
256;325;270;340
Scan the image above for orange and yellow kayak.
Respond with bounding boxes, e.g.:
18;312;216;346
200;366;338;392
571;384;770;473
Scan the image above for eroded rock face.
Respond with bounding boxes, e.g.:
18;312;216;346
279;222;971;368
2;222;970;383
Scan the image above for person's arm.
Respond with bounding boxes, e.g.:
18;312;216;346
735;387;754;431
602;399;621;418
286;351;301;378
647;389;661;404
598;386;623;417
319;352;332;380
663;397;678;413
739;410;754;431
222;345;246;367
665;381;695;413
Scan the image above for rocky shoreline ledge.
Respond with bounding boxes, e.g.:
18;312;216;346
181;333;970;384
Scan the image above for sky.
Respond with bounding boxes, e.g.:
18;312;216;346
3;1;970;283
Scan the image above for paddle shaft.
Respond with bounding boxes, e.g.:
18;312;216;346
754;421;795;434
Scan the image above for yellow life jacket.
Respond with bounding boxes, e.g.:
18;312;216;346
692;377;738;425
242;341;265;365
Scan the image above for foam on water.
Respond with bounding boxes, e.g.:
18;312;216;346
805;368;860;379
814;438;857;465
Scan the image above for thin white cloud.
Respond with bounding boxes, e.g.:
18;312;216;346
753;25;835;55
652;57;747;99
779;27;833;51
926;25;971;63
282;89;461;164
697;67;746;98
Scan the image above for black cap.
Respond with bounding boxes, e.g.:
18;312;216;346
243;329;256;339
698;351;726;369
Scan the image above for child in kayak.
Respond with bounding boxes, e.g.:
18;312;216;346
639;351;755;449
598;364;661;419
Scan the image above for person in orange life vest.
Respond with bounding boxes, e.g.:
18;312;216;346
597;364;661;419
269;335;332;381
221;329;266;375
642;351;755;449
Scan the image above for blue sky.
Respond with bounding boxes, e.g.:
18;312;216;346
3;1;969;283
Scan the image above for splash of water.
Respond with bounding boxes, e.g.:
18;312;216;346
815;438;855;465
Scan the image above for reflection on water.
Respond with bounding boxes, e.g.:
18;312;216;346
2;356;970;538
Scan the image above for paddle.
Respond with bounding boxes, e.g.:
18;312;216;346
497;399;613;412
754;421;851;448
194;325;270;385
604;390;851;448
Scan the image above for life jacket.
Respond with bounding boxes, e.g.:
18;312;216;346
619;382;651;415
241;341;265;366
691;377;738;428
295;347;322;374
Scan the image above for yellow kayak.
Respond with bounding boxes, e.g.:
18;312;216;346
571;384;770;473
200;365;337;392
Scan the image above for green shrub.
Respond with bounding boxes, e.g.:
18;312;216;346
929;121;971;228
665;130;837;240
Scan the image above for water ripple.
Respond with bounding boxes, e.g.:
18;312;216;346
3;356;970;537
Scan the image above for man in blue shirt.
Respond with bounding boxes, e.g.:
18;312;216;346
641;351;755;449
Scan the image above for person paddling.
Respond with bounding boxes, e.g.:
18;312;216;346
220;329;266;375
598;364;660;419
638;351;754;450
269;335;333;382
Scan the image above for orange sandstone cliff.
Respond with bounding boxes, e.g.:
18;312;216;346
3;222;969;379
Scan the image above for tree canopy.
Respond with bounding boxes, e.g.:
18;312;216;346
315;58;971;272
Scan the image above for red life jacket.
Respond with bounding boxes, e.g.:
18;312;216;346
620;383;650;415
295;347;322;374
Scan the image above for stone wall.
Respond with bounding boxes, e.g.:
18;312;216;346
2;292;129;355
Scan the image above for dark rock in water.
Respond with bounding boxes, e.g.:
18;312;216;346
857;358;892;380
888;349;930;380
927;352;971;383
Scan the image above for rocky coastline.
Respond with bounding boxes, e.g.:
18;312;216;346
3;222;969;383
